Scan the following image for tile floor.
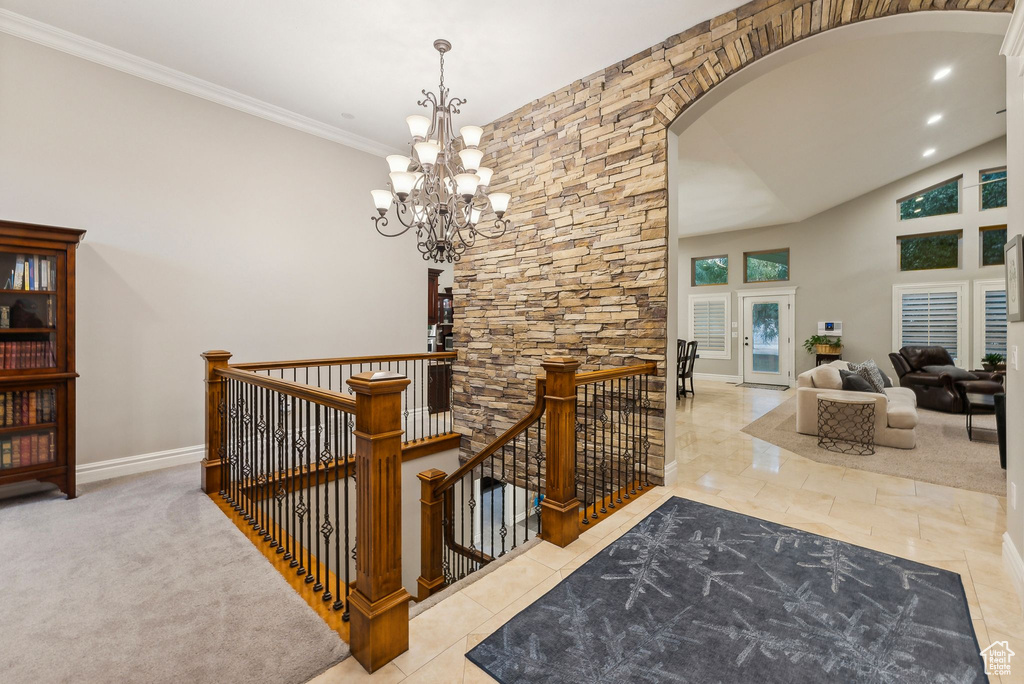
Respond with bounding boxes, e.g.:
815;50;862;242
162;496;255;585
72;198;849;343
315;381;1022;683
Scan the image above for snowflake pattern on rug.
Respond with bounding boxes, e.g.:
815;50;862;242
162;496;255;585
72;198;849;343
467;497;986;684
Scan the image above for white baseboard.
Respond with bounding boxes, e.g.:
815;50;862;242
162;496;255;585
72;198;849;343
76;444;205;484
692;373;742;384
663;459;678;487
1003;532;1024;613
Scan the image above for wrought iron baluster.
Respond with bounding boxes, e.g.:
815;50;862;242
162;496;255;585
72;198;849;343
305;400;315;584
618;378;625;504
288;395;298;567
312;403;323;591
340;410;351;617
274;393;286;554
499;444;507;556
218;377;227;498
533;421;543;536
579;384;588;525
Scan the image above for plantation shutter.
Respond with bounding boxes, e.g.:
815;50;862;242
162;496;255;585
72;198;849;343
984;289;1008;357
692;297;728;357
900;290;960;361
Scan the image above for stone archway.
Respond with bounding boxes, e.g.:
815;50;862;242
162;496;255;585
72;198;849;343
454;0;1014;481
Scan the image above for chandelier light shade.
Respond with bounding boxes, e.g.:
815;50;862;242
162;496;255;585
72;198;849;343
370;39;513;263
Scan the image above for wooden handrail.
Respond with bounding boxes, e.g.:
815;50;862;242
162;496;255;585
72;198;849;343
432;377;547;495
232;351;457;372
216;366;357;414
575;361;657;386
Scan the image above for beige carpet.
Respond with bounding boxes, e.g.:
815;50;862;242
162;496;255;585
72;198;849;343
0;465;348;684
742;397;1005;496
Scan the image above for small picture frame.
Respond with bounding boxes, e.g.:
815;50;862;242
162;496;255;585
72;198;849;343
1006;233;1023;323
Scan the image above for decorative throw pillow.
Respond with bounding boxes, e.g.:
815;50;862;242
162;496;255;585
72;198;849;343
839;369;874;392
848;359;886;393
922;365;978;381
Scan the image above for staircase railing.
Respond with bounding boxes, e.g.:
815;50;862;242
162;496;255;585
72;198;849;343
231;351;457;448
200;350;425;674
416;356;656;599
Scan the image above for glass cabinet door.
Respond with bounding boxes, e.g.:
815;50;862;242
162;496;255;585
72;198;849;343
0;251;60;373
0;385;59;471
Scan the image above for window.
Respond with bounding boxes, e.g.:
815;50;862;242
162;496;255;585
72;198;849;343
691;255;728;286
897;230;961;271
980;225;1007;267
980;167;1007;210
688;293;730;360
892;282;967;365
744;249;789;283
897;176;961;221
974;280;1007;365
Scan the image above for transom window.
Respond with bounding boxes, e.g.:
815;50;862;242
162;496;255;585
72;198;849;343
691;255;728;286
897;176;961;221
744;249;789;283
980;225;1008;267
897;230;962;272
980;167;1007;210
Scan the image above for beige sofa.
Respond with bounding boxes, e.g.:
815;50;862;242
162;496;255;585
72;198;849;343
795;361;918;449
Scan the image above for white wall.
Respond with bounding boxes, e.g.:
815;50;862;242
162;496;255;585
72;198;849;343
677;137;1008;380
1001;20;1024;602
0;34;434;471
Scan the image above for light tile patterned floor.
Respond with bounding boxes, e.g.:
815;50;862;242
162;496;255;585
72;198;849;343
314;381;1022;683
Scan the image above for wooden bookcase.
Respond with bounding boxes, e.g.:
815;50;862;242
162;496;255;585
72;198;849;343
0;220;85;499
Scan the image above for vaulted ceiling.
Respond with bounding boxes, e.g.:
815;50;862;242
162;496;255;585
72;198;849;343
0;0;748;154
675;29;1008;236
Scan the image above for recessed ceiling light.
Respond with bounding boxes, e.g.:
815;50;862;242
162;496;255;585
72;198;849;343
923;148;936;157
933;67;952;81
927;113;943;125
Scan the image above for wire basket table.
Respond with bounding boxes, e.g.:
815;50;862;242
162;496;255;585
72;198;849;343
817;393;875;456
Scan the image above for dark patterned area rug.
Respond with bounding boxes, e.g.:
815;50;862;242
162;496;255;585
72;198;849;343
467;497;986;683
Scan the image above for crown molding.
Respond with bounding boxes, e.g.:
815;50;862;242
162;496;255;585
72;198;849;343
0;9;400;157
1002;2;1024;74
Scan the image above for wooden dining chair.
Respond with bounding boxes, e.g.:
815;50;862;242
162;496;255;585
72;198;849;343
681;341;698;398
676;339;687;398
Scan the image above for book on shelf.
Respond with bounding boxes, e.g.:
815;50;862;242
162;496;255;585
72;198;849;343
0;340;57;370
0;430;54;468
6;255;56;292
0;389;55;427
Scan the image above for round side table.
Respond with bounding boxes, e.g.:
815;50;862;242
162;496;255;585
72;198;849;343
817;393;876;455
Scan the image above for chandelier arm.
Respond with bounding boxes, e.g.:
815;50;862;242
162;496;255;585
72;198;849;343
472;219;510;240
372;214;414;238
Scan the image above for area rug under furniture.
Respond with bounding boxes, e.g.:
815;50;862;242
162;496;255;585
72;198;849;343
743;396;1005;496
467;497;985;683
0;465;349;684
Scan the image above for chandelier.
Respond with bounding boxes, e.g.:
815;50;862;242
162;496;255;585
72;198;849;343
370;39;512;263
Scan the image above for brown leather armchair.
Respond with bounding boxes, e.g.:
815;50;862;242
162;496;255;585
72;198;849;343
888;346;1003;413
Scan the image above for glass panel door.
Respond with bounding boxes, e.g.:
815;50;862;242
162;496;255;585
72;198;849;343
0;251;59;373
751;302;780;373
743;295;791;386
0;385;59;471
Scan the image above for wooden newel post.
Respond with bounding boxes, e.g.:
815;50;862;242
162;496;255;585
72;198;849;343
540;356;581;548
346;370;413;673
416;468;447;601
200;350;232;494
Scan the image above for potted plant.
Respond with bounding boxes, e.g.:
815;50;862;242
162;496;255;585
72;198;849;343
982;353;1006;372
802;334;842;355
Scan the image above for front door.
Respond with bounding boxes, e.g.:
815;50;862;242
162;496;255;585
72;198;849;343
743;295;791;385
